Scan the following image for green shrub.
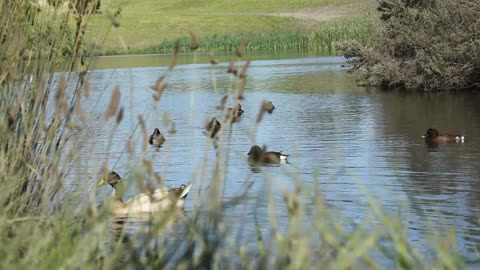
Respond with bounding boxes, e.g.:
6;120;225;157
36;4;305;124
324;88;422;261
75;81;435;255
338;0;480;91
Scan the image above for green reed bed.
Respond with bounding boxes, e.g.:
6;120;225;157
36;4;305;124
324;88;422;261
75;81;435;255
132;16;373;55
0;1;466;269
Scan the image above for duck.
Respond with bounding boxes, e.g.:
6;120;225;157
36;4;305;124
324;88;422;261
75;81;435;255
97;171;192;217
226;104;244;123
422;128;464;143
205;117;221;138
227;104;244;117
247;145;289;165
263;101;275;113
149;128;166;147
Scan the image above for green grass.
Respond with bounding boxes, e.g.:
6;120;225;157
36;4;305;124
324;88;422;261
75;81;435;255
128;16;373;55
85;0;377;54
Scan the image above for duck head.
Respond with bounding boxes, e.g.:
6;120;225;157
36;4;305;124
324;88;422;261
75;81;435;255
153;128;161;135
247;145;263;161
98;171;125;200
422;128;439;139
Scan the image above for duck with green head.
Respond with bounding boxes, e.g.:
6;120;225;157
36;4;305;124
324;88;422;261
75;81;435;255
247;145;288;165
98;171;192;217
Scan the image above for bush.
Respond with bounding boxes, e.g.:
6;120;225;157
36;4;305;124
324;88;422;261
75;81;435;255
338;0;480;91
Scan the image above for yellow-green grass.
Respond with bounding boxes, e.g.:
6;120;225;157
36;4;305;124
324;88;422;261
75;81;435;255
86;0;377;54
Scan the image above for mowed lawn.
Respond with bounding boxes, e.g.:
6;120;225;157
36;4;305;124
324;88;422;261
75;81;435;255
86;0;376;53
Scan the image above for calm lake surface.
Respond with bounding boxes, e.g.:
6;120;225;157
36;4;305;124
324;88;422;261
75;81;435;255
69;53;480;265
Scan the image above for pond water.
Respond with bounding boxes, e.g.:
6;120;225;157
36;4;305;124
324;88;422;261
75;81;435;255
69;53;480;265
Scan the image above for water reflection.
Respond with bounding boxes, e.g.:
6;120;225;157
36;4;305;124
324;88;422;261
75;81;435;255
70;55;480;263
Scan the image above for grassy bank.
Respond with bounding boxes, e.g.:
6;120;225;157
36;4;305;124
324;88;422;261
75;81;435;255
85;0;377;55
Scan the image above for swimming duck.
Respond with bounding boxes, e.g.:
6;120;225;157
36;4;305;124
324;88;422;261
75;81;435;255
247;145;288;165
205;117;221;138
98;171;192;217
227;104;244;117
226;104;244;123
263;101;275;113
149;128;166;147
422;128;464;143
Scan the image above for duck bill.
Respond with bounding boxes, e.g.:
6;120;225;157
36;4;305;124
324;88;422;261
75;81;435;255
97;178;107;187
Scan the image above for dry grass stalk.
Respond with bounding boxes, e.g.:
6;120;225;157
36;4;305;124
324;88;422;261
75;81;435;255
74;91;85;121
190;31;199;50
82;75;90;98
55;75;67;115
236;37;249;58
116;107;124;124
138;114;148;154
238;60;251;79
216;95;228;111
106;10;120;28
209;52;219;65
162;112;170;127
168;122;176;134
227;58;237;76
236;78;246;100
169;39;180;70
256;101;269;123
104;86;120;119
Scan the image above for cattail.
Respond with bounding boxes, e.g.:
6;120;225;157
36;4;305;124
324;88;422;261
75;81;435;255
106;10;120;28
116;107;124;124
216;95;228;110
190;31;199;50
104;86;120;119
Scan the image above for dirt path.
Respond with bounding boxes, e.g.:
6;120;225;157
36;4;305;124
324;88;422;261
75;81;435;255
266;2;376;21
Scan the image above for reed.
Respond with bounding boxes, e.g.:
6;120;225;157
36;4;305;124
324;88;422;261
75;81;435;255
0;1;465;269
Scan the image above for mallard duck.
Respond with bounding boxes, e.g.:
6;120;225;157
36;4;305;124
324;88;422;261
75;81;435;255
98;171;192;217
247;145;288;165
422;128;464;143
263;101;275;113
205;117;221;138
149;128;166;147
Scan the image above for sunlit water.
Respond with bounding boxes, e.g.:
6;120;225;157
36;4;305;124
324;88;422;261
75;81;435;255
64;53;480;265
